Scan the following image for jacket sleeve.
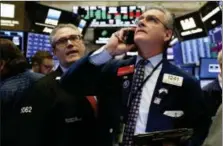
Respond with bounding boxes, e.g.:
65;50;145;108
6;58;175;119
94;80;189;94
185;79;212;146
60;53;106;96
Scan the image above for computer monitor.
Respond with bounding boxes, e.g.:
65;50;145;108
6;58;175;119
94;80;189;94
26;32;53;58
0;30;24;53
181;37;211;65
208;25;222;58
200;58;220;79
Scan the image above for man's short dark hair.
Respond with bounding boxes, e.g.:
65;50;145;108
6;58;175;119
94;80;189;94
0;38;28;74
31;51;53;66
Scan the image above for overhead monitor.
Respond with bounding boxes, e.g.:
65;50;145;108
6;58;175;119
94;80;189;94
199;1;222;30
175;11;207;41
73;6;145;27
26;2;80;34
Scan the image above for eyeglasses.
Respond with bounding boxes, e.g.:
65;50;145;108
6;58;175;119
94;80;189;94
53;34;83;48
135;15;169;29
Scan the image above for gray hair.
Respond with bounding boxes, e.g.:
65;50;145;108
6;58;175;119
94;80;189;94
49;23;81;45
145;6;174;30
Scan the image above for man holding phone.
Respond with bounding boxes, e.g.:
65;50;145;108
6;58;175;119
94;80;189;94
61;6;211;146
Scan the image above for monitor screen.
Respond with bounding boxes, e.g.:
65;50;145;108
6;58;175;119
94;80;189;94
73;6;145;27
200;79;214;88
208;25;222;58
26;32;53;58
181;37;211;65
200;58;220;79
0;30;24;53
26;2;79;34
199;1;222;30
0;2;25;30
174;11;207;41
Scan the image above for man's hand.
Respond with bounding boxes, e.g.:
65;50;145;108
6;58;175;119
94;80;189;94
104;27;136;56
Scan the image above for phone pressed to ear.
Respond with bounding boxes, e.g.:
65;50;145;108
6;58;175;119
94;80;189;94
123;30;135;45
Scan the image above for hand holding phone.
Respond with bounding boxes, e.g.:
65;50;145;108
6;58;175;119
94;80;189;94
104;28;136;56
123;30;135;45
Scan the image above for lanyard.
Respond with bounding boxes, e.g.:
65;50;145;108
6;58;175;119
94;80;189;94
127;59;163;108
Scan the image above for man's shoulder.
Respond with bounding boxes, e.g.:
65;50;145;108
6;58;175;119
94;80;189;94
102;57;135;72
34;71;61;87
167;62;199;85
203;79;220;92
24;71;44;81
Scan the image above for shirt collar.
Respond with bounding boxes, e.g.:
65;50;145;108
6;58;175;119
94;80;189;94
59;64;69;73
136;53;163;67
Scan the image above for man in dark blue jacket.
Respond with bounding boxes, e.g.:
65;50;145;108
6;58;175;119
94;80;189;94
202;51;222;118
0;38;44;146
61;6;211;146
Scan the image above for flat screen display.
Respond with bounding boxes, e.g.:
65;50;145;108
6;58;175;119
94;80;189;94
26;32;52;58
200;58;220;79
0;30;24;53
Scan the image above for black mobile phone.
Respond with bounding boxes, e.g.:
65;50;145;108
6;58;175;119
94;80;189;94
123;30;135;45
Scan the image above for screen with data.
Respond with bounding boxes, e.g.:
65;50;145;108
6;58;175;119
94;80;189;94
0;30;24;53
208;25;222;58
200;58;220;79
73;6;145;27
181;37;211;65
26;32;52;58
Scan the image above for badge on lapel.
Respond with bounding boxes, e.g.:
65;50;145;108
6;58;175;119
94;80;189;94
154;88;169;105
123;80;130;89
162;73;183;87
117;65;134;76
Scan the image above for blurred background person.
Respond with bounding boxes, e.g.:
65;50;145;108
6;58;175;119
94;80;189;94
202;50;222;117
31;50;54;75
0;38;44;146
201;50;222;146
202;104;222;146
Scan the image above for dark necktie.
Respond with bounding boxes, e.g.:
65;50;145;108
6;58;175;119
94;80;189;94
122;59;148;146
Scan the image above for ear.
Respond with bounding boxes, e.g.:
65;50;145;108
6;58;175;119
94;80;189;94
164;29;173;42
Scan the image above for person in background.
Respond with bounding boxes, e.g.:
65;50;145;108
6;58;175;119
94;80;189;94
202;51;222;117
17;23;98;146
31;50;54;75
202;104;222;146
201;50;222;146
0;38;44;146
61;6;211;146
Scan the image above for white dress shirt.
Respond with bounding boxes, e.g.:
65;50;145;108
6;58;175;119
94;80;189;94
90;46;163;134
60;65;69;73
